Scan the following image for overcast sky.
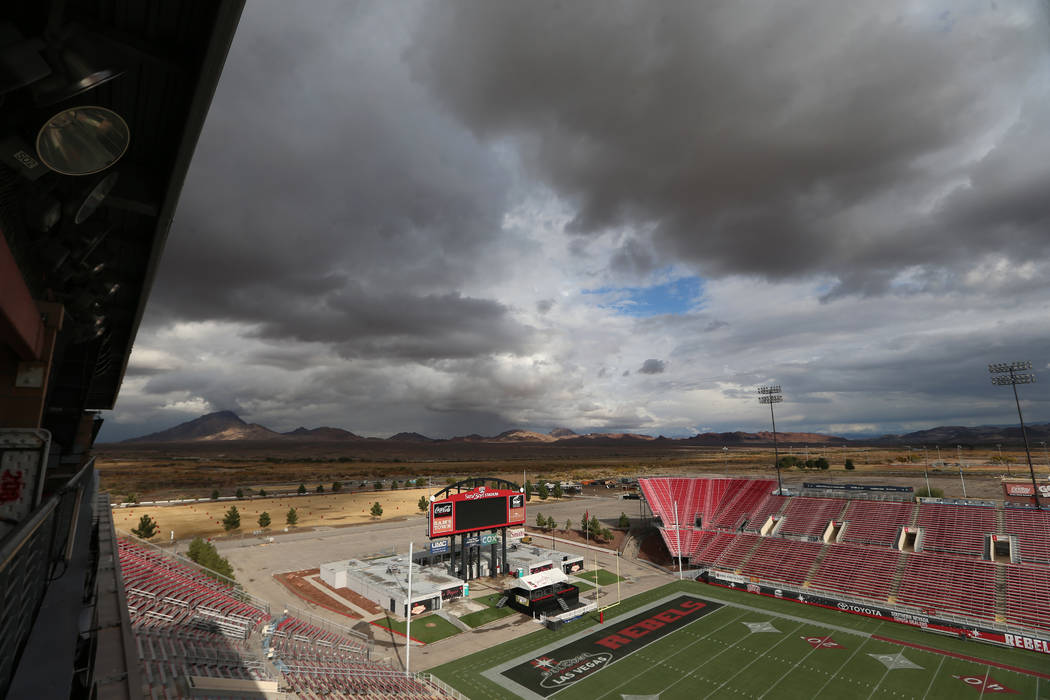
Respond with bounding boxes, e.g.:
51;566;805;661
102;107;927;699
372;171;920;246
100;0;1050;442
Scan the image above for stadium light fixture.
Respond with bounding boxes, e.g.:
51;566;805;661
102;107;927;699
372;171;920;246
757;386;784;496
989;361;1040;508
36;105;130;176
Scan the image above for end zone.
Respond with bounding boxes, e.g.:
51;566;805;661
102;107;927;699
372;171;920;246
487;594;723;698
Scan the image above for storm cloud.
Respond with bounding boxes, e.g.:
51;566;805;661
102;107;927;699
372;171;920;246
100;1;1049;442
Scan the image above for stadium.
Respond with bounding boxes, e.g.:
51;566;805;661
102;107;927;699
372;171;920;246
2;1;1049;699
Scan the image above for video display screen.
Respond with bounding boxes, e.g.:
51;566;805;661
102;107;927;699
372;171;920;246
455;496;508;532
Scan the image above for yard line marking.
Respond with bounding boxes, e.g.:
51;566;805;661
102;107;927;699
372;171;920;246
591;608;749;700
978;665;990;700
700;623;806;700
920;655;946;700
871;634;1050;680
756;628;835;699
811;636;874;699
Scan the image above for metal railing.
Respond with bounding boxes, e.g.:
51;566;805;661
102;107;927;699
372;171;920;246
0;458;95;698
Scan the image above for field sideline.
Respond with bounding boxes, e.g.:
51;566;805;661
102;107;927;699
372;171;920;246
432;580;1049;699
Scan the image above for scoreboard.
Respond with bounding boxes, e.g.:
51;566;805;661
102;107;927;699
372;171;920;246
429;487;525;538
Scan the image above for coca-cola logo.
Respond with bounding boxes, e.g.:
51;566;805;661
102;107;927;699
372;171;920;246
433;503;452;517
510;494;524;508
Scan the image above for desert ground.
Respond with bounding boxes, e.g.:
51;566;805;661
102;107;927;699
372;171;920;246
112;487;435;541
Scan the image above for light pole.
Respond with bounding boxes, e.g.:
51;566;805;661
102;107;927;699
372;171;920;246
1042;441;1049;469
990;361;1040;508
957;444;966;498
922;446;931;496
997;443;1010;476
758;386;784;495
722;445;728;474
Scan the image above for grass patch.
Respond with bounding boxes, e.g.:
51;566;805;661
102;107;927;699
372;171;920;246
372;613;460;643
571;580;594;592
574;568;624;585
459;605;517;628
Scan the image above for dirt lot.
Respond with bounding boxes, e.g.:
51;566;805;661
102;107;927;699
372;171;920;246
112;487;433;540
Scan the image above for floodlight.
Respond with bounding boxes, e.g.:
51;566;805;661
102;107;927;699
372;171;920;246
757;385;785;495
73;172;119;223
32;32;125;106
36;106;130;176
989;361;1031;374
992;375;1036;386
989;358;1040;507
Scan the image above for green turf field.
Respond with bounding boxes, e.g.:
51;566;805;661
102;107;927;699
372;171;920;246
374;613;461;643
574;568;624;585
460;593;517;628
431;580;1049;699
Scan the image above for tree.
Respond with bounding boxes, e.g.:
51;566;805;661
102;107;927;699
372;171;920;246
565;518;572;531
536;512;546;528
588;515;602;539
316;484;325;493
418;495;429;512
259;488;267;497
235;488;244;499
286;507;298;526
124;493;138;505
916;486;944;498
844;459;855;471
131;514;158;539
370;502;383;518
258;512;271;528
552;483;563;499
210;489;219;500
223;506;241;532
816;457;830;471
524;481;533;502
332;481;342;492
601;527;613;542
297;483;307;495
538;482;549;500
186;537;235;580
618;512;630;529
374;481;384;490
391;480;399;490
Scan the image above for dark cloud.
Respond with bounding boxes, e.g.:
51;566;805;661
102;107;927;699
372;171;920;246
639;359;666;375
411;1;1050;294
150;0;519;361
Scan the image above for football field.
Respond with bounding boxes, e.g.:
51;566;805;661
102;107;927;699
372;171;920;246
432;581;1049;699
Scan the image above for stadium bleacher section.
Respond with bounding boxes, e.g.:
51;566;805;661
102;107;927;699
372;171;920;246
916;502;997;557
640;477;1050;642
119;538;450;699
1003;507;1050;564
840;499;915;546
776;497;848;538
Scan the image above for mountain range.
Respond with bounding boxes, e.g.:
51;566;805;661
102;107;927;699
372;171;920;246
114;410;1050;447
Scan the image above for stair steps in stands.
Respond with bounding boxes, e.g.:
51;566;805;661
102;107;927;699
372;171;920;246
887;551;908;603
496;596;508;609
735;536;767;572
993;562;1008;624
801;543;830;586
995;507;1005;533
908;503;919;527
556;597;570;612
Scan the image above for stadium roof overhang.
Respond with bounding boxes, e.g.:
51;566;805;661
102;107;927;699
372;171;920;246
0;0;243;458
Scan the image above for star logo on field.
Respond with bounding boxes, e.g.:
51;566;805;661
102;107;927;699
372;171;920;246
743;621;779;633
868;652;923;670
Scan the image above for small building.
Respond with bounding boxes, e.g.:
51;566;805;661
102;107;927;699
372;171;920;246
505;569;580;616
504;542;584;577
320;556;465;617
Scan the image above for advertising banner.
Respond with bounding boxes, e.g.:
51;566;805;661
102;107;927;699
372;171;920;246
803;482;913;493
1002;481;1050;506
429;538;449;554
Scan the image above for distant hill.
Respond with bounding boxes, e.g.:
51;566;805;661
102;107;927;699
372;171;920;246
283;426;363;440
117;410;1049;448
868;423;1050;447
387;432;433;442
123;410;282;443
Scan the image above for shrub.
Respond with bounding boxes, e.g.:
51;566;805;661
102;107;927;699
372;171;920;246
187;537;235;580
210;489;219;500
370;502;383;518
286;507;298;526
844;459;855;471
258;512;271;528
131;514;158;539
222;506;240;531
297;483;307;495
